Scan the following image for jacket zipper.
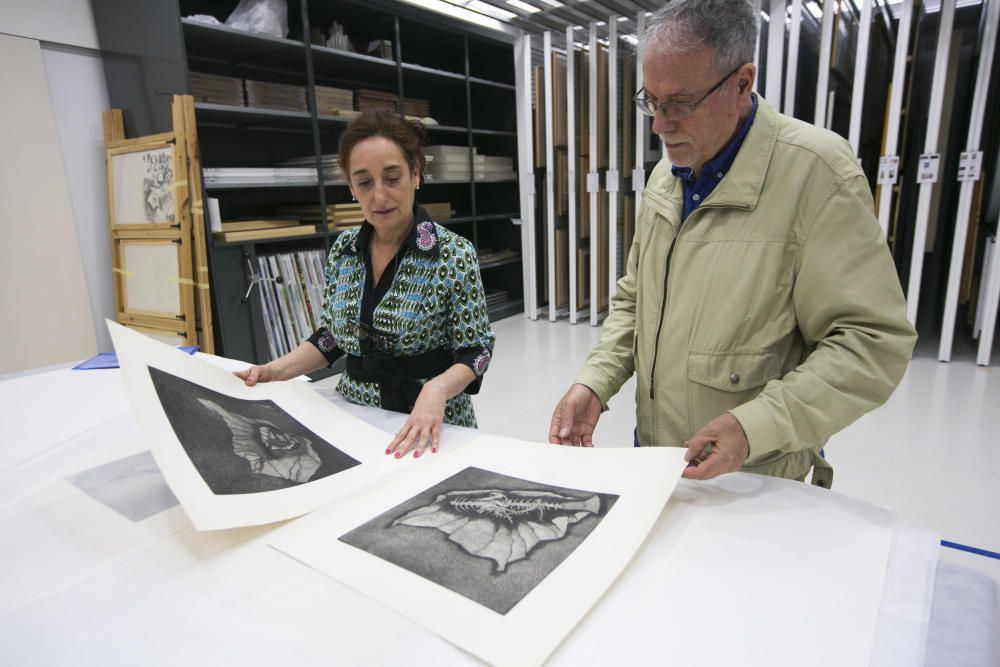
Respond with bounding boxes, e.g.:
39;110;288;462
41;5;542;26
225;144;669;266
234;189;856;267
649;228;679;400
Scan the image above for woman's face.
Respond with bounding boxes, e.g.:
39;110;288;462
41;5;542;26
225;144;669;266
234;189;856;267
347;135;419;235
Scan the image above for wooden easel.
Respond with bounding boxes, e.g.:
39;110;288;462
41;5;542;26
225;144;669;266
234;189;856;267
103;95;215;353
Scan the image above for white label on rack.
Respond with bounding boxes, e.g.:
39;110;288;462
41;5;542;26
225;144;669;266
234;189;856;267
877;156;899;185
633;168;646;193
606;170;620;192
917;153;940;184
957;151;983;182
586;172;600;193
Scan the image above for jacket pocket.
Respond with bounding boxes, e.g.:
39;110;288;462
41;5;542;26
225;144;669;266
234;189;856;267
686;349;781;433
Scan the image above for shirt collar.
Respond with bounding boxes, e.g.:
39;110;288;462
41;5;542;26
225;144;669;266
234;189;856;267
671;93;758;184
341;202;440;259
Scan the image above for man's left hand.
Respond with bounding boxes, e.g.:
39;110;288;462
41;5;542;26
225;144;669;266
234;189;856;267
682;413;750;480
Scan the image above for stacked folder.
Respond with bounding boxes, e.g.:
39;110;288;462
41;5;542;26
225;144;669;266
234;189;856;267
245;79;307;112
212;219;317;243
314;84;354;115
189;71;244;106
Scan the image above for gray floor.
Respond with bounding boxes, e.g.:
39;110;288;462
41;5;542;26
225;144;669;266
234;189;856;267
473;315;1000;585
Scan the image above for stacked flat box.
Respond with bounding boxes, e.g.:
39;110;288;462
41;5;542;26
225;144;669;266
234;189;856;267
314;84;354;114
279;154;344;183
245;79;307;112
421;202;453;221
424;145;481;182
356;89;430;117
189;71;244;106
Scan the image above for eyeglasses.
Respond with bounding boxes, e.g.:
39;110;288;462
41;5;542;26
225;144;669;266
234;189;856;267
633;64;744;119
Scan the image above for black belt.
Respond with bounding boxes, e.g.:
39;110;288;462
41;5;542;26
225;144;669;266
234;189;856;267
345;347;452;413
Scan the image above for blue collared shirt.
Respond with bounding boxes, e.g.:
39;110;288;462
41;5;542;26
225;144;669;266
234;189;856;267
671;94;758;221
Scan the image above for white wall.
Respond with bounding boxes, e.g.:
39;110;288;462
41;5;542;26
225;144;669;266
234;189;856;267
0;34;98;374
0;0;100;50
42;43;114;352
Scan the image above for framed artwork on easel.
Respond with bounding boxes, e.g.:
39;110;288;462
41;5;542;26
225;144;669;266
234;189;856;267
115;237;186;319
106;134;188;233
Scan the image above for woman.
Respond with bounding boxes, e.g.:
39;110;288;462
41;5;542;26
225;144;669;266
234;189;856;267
236;109;495;459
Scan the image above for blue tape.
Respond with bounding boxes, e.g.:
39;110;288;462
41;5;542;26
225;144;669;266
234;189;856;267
941;540;1000;561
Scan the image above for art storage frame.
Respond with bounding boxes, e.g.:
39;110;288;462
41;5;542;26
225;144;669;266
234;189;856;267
105;133;187;232
115;237;187;319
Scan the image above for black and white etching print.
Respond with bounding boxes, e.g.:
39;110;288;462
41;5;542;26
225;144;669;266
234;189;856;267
339;466;619;615
142;149;175;223
70;450;179;522
148;366;360;495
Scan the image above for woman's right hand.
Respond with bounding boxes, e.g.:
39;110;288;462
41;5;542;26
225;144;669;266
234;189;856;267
234;363;277;386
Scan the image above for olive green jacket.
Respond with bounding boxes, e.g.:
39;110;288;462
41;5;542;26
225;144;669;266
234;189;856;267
575;97;916;483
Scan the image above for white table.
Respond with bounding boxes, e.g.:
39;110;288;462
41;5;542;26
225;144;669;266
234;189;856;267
0;358;990;666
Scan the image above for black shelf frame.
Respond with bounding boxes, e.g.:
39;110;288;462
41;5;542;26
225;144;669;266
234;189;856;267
173;1;522;362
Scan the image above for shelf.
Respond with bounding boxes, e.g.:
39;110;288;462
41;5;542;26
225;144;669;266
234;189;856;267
479;257;521;270
469;76;516;91
181;19;307;71
212;230;334;248
402;62;467;94
425;124;470;134
476;213;519;221
310;44;397;86
488;299;524;322
424;177;517;185
471;128;516;137
205;181;347;190
195;102;311;127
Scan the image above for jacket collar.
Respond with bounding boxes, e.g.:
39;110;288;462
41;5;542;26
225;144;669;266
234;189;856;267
339;203;441;259
648;94;780;214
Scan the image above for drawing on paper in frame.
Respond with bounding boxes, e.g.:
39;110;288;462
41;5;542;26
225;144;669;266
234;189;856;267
148;366;361;494
339;466;619;614
70;450;179;522
110;146;176;225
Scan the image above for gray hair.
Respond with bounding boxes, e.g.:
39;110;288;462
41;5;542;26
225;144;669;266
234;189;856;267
641;0;758;75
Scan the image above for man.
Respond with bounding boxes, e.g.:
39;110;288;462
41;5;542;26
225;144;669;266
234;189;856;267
548;0;916;487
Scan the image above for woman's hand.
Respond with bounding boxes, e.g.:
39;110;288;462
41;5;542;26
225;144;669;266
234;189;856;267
386;379;447;458
233;363;277;386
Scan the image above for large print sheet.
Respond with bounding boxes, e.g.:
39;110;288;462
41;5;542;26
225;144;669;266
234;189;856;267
108;321;409;530
270;435;688;667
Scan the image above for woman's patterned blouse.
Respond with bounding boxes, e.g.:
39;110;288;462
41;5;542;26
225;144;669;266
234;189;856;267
308;209;495;428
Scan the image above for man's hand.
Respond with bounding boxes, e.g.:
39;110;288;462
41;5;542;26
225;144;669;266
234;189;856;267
682;413;750;480
548;384;602;447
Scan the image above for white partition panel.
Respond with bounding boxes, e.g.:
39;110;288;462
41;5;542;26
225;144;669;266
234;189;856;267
939;0;999;362
784;0;802;116
877;0;916;237
905;0;956;325
980;236;1000;365
608;16;619;311
515;34;538;319
753;0;762;76
814;0;836;128
567;27;581;324
589;23;600;325
765;0;785;106
544;31;558;322
849;0;873;157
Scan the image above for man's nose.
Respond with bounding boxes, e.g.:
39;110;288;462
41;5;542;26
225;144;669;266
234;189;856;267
651;111;674;135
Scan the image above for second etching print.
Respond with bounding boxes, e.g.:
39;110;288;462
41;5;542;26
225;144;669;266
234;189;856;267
339;466;618;614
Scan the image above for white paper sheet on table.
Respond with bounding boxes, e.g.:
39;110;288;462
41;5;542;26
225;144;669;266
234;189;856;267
108;321;413;530
269;435;688;667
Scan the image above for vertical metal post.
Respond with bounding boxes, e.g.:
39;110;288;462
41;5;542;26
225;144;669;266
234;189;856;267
814;0;836;128
300;1;328;232
941;0;999;360
544;31;557;321
849;0;873;157
905;0;956;325
784;0;802;116
568;26;580;323
876;0;915;237
608;15;619;311
765;0;786;106
514;34;538;319
752;0;762;80
634;11;646;223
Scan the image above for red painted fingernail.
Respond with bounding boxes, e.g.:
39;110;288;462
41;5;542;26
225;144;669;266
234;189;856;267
394;452;402;458
413;450;422;458
385;448;392;455
431;447;438;454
